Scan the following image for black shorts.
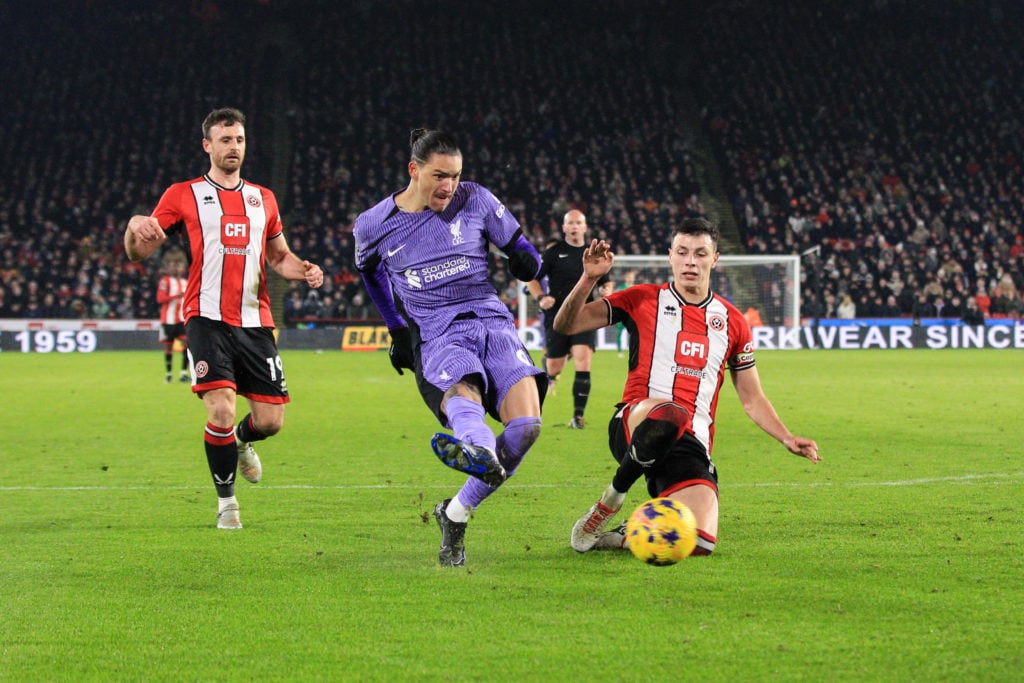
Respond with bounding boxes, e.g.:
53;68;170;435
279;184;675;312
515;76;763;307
608;407;718;498
185;317;289;404
543;323;597;358
160;323;186;345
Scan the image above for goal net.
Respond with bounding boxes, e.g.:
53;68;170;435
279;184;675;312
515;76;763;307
516;254;800;345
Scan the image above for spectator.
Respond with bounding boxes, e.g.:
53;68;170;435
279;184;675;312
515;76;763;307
912;292;936;325
348;292;375;320
879;294;902;318
302;290;325;320
961;297;985;326
90;292;112;319
988;287;1009;317
283;289;306;328
836;295;856;319
944;293;964;320
974;285;991;316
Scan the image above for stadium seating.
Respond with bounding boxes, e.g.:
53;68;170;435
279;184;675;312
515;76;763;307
1;1;1020;325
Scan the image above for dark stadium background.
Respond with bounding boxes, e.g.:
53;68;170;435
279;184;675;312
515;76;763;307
1;0;1020;331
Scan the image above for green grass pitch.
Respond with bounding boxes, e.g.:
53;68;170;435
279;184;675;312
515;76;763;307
1;347;1022;681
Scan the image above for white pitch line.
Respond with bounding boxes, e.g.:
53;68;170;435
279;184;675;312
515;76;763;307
1;471;1021;493
742;472;1024;488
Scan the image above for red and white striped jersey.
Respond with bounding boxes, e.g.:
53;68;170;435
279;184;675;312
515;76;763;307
605;282;755;455
152;175;283;327
156;275;187;324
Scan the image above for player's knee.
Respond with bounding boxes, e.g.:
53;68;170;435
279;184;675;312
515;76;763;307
629;403;691;466
208;404;236;428
252;411;284;438
258;420;283;437
646;402;691;432
497;416;542;473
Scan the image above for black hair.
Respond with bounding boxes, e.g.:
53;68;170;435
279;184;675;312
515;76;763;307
409;128;461;164
673;217;720;245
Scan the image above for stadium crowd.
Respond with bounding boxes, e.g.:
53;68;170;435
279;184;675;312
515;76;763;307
695;1;1024;321
275;0;702;325
0;2;265;320
1;0;1021;326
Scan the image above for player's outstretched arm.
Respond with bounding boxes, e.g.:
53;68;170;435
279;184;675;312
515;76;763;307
732;366;821;463
553;239;614;335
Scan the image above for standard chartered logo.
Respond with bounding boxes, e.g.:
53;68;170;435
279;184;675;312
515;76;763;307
405;269;423;288
405;256;471;289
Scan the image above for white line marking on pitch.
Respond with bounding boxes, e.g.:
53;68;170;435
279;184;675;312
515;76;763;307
1;472;1021;492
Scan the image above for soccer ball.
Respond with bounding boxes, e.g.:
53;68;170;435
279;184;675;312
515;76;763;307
625;497;698;565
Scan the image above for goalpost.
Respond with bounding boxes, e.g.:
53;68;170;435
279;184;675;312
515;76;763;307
516;253;801;345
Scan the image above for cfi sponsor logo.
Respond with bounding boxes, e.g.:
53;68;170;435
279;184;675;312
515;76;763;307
670;365;707;378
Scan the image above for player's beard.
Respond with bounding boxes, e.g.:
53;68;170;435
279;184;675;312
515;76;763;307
216;152;244;176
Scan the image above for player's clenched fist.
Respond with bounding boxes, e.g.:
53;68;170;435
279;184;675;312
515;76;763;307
125;215;168;261
303;261;324;288
130;215;164;240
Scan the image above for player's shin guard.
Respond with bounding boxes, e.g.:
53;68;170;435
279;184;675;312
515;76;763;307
628;403;691;467
455;476;495;511
692;529;717;556
445;396;497;452
496;416;542;476
611;458;643;494
456;416;542;510
572;371;591;418
612;402;692;494
204;422;238;497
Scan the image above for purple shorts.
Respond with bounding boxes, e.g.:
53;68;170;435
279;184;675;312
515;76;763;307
416;315;545;425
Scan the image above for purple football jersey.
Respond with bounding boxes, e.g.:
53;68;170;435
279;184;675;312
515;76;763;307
354;182;521;340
